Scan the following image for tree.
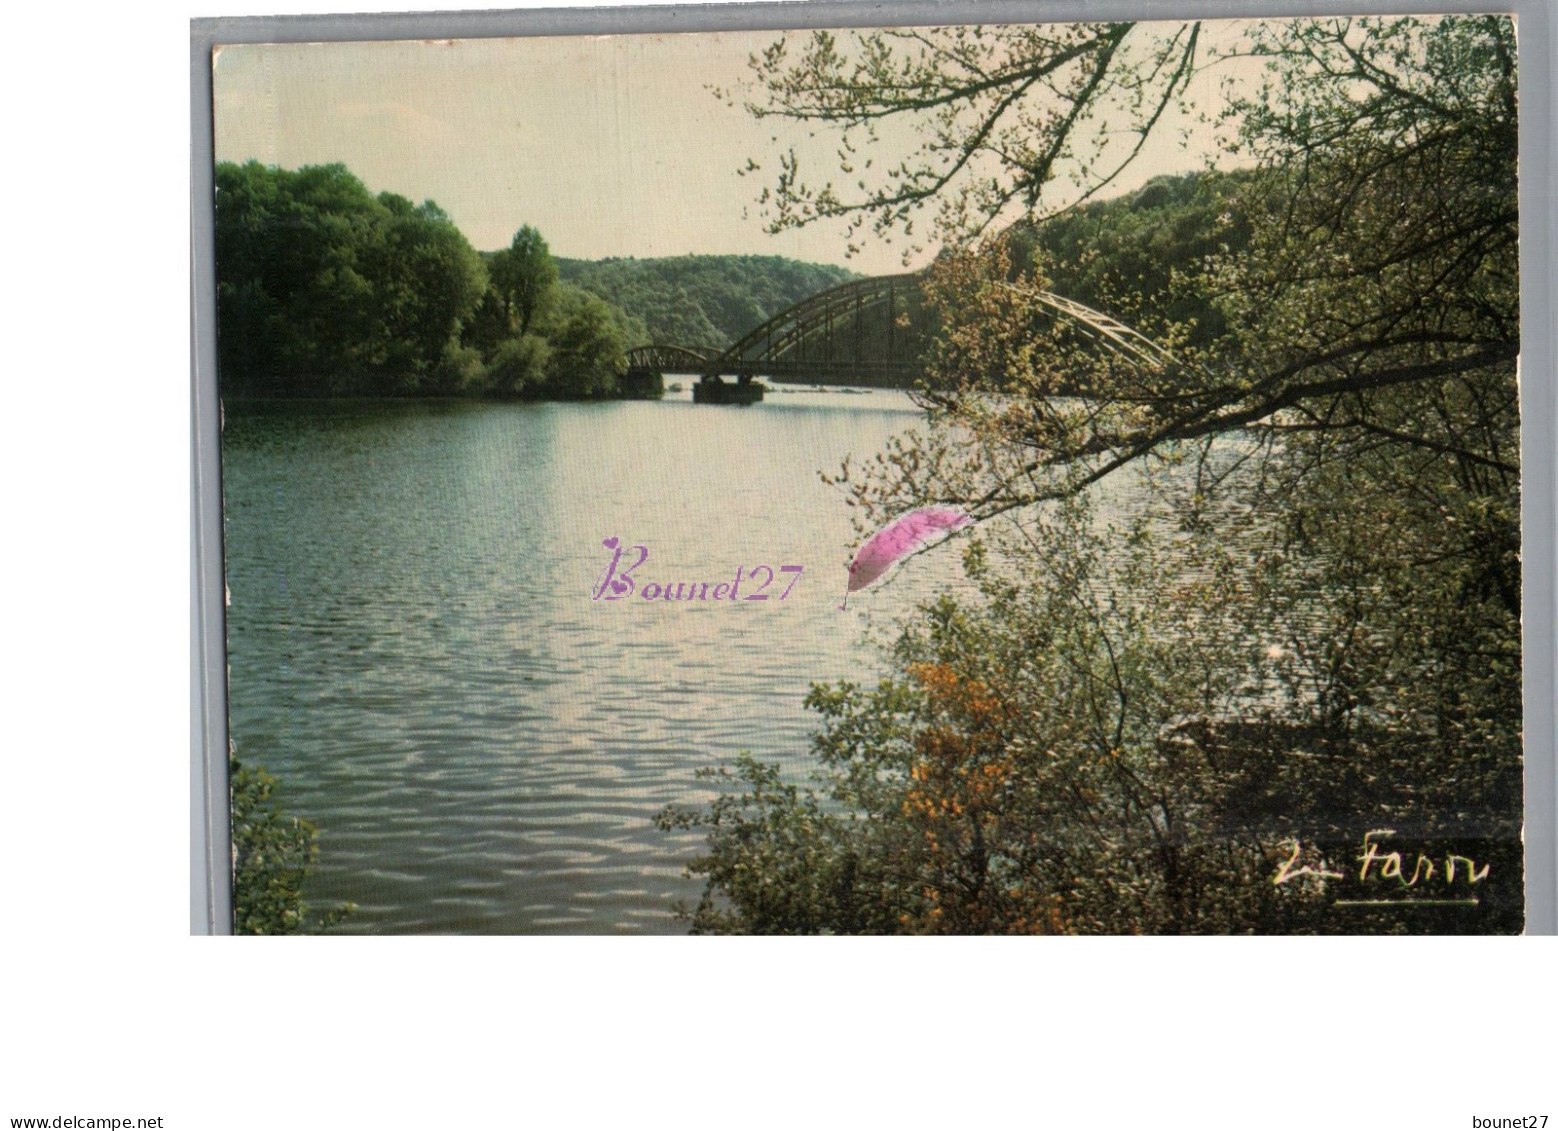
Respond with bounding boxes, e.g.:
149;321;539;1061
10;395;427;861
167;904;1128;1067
484;334;551;397
536;285;631;398
215;162;383;393
661;498;1326;934
751;17;1518;517
366;194;489;393
663;16;1522;933
1002;169;1255;349
737;22;1202;257
755;19;1516;618
214;162;487;396
909;24;1522;899
490;225;559;337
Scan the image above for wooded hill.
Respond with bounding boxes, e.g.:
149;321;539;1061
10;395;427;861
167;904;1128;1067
214;157;1251;400
556;255;857;350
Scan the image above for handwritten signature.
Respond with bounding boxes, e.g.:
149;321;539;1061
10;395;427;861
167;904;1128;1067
1273;828;1489;904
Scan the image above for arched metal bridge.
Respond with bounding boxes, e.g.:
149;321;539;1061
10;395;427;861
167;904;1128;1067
625;344;717;372
623;271;1176;402
624;274;928;398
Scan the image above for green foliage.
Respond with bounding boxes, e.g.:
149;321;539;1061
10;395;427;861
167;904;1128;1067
215;166;673;401
657;754;904;935
1004;170;1256;349
429;342;488;396
663;502;1314;934
666;457;1522;934
483;334;552;397
489;225;560;337
461;287;513;360
667;15;1523;934
533;285;630;398
215;161;487;396
556;255;857;349
214;162;863;400
230;754;353;935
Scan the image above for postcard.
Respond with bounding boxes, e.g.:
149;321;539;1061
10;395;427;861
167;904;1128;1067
210;14;1523;933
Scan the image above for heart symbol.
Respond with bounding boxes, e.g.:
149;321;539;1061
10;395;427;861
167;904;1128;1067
602;536;619;549
611;578;631;595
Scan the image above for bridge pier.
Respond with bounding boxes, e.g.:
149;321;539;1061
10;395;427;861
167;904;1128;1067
622;366;664;399
693;374;765;405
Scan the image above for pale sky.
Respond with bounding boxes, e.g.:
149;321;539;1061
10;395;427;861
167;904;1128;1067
213;23;1242;275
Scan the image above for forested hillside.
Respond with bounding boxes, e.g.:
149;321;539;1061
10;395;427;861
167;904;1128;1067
213;162;865;396
556;255;858;349
216;159;1267;402
215;161;643;399
1005;169;1257;349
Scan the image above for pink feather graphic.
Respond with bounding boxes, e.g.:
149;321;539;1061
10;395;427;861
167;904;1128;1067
840;506;973;610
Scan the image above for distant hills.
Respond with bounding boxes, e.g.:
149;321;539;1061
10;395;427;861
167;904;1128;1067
554;172;1254;358
214;156;1252;401
555;254;858;350
1005;169;1256;349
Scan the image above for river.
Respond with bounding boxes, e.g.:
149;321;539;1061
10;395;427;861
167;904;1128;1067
220;388;978;933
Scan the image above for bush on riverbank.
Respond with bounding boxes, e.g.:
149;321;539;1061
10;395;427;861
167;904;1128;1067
230;753;353;934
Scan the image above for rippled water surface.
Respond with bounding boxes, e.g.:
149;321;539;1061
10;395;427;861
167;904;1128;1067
222;390;975;933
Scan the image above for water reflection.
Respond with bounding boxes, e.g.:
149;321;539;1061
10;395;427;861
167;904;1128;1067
222;393;973;933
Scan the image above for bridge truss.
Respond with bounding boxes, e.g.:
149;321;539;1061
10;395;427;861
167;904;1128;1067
701;274;928;387
624;271;1182;395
